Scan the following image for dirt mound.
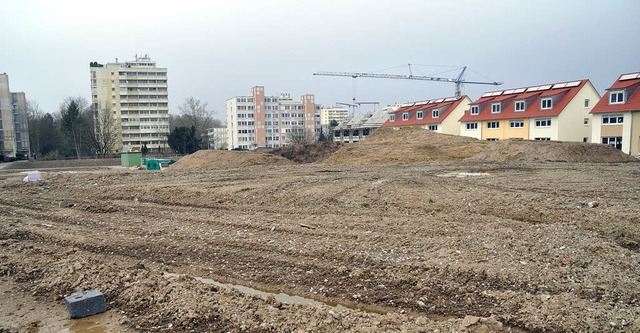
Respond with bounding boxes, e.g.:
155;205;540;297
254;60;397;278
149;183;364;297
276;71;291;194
169;150;293;170
269;142;342;163
323;127;637;165
323;127;485;165
469;139;637;163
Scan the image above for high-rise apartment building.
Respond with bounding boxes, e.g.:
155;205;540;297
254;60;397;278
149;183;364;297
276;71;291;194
90;55;169;153
226;86;316;150
0;73;29;159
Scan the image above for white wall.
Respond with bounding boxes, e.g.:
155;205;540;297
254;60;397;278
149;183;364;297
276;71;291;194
591;114;602;143
622;112;633;153
557;81;600;142
441;96;471;135
460;121;482;139
528;117;558;140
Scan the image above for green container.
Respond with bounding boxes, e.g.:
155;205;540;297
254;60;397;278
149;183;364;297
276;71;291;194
121;152;143;167
146;159;161;170
145;159;174;171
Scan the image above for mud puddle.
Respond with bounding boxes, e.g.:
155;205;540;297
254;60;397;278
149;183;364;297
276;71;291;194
162;272;389;315
64;312;108;333
69;319;106;333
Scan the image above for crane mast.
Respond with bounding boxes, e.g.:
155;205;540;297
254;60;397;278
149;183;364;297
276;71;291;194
314;65;502;98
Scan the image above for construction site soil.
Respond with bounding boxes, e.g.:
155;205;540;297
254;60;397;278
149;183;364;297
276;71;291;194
1;128;639;332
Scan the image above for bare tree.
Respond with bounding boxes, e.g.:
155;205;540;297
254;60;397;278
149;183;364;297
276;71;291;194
27;100;43;158
286;127;314;145
174;97;219;142
87;102;120;157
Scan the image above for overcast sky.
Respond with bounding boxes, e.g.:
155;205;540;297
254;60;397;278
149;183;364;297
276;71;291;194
2;0;639;120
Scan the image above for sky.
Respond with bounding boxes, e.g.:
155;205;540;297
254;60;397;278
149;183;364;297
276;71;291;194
1;0;639;120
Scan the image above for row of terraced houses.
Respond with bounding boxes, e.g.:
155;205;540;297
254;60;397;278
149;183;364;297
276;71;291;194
382;72;640;156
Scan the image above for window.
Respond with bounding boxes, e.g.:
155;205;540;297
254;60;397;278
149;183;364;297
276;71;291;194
466;122;478;130
510;120;524;128
609;90;625;104
602;114;624;124
487;121;500;129
402;112;409;121
541;98;553;110
416;111;424;119
602;137;622;149
470;105;479;115
428;125;438;131
584;118;589;125
535;118;552;127
432;109;440;118
390;114;396;121
583;137;588;143
515;100;526;112
534;137;551;141
584;99;590;108
486;138;499;141
491;103;501;114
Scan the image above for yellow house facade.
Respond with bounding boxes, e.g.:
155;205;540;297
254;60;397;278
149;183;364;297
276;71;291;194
460;80;599;142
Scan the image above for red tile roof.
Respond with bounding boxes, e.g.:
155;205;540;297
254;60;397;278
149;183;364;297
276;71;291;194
591;72;640;114
459;80;589;122
382;96;468;127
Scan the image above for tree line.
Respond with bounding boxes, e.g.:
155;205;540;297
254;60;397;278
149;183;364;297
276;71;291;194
27;96;220;159
28;97;119;159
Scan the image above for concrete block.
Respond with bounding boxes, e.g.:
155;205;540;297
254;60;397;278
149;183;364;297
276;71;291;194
64;289;107;318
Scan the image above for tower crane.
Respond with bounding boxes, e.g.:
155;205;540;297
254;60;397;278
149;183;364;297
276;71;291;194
314;65;502;98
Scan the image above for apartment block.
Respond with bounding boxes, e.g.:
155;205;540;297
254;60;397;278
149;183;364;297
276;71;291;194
590;72;640;156
459;80;599;142
226;86;316;150
320;106;350;125
207;127;228;150
383;96;471;135
11;92;29;157
89;55;169;153
0;73;29;159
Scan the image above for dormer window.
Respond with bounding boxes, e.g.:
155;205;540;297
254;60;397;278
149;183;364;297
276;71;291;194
390;114;396;122
515;100;526;112
491;103;501;114
609;90;625;104
402;112;409;121
470;105;479;115
432;109;440;118
541;97;553;110
417;111;424;119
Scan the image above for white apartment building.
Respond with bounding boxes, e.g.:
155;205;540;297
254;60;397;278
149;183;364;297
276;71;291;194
207;127;228;150
226;86;316;150
320;106;350;125
90;55;169;153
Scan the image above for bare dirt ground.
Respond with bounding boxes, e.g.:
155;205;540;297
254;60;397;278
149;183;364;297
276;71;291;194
1;130;639;332
0;158;122;171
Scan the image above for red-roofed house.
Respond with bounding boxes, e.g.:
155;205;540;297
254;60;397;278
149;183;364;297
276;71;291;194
590;72;640;156
459;80;600;142
382;95;471;135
